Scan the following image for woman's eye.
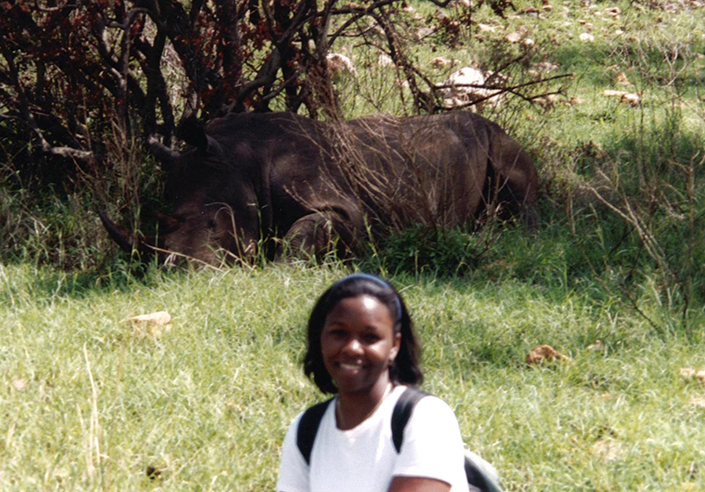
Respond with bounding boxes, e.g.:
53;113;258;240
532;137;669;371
363;333;381;343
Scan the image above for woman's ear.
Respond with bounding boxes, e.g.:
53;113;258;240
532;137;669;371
389;333;401;363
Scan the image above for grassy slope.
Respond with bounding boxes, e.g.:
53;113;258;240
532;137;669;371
2;262;705;491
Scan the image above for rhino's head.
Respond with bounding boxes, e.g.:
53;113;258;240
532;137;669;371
100;120;263;266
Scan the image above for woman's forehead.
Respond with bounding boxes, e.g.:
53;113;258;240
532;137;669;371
332;294;384;309
325;295;393;321
358;295;381;311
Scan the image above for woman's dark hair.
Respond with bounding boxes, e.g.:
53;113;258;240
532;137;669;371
303;273;423;394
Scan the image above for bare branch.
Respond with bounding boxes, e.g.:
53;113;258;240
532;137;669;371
40;142;95;163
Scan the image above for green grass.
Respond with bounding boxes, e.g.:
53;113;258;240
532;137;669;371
2;263;704;491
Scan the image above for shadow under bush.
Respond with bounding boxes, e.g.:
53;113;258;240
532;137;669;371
361;223;501;278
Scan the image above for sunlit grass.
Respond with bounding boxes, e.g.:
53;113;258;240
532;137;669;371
2;262;704;490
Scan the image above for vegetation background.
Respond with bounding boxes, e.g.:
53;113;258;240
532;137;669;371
1;0;704;490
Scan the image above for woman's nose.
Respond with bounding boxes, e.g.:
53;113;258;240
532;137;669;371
342;337;363;355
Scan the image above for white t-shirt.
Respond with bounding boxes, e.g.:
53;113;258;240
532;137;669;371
277;385;470;492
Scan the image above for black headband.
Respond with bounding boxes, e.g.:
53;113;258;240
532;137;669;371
330;273;403;323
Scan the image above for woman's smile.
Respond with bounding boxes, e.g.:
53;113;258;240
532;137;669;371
335;360;370;381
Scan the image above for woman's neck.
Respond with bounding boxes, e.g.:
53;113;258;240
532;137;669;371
336;380;394;430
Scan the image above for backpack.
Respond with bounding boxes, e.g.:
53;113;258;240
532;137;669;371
296;386;504;492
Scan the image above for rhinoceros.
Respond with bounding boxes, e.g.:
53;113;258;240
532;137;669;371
99;111;538;265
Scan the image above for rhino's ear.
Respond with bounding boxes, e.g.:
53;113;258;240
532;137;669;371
176;117;223;158
147;135;180;170
205;135;224;157
176;116;208;150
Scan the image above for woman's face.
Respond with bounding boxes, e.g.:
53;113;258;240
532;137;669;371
320;295;401;396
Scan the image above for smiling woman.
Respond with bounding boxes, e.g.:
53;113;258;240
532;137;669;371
277;273;471;492
320;295;400;412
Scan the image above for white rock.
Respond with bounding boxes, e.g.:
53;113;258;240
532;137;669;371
436;67;505;111
326;53;356;75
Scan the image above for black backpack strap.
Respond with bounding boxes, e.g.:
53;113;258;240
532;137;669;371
465;457;493;492
391;386;431;452
296;398;334;465
464;452;505;492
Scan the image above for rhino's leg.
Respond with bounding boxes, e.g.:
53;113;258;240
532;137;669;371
279;211;357;260
490;137;540;230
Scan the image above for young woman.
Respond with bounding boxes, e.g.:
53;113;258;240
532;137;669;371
277;273;470;492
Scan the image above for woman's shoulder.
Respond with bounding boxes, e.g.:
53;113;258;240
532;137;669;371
289;396;336;429
397;387;459;425
395;386;456;413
